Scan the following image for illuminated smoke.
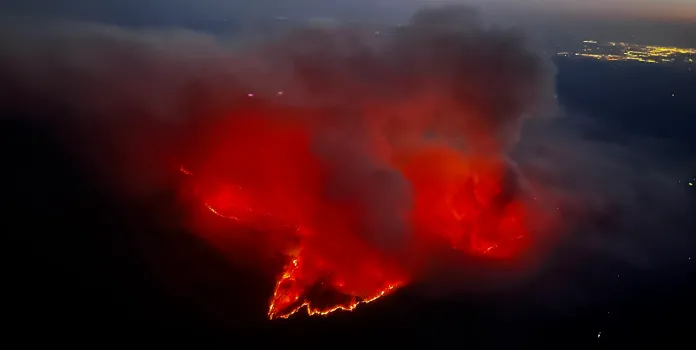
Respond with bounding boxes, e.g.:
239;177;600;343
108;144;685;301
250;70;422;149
0;5;558;318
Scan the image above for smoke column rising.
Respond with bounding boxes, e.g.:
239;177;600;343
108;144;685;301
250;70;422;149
0;5;560;318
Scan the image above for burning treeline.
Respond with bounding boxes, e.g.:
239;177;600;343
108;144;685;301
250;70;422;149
0;6;557;319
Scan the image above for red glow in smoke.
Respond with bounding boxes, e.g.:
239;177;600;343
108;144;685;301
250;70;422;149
176;100;531;320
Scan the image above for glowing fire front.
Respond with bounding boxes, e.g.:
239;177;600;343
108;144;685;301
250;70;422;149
268;256;402;319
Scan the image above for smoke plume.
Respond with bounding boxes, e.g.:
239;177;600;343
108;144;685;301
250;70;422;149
1;5;564;318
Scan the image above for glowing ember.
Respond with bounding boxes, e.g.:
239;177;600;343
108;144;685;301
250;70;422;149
179;166;193;176
205;203;241;221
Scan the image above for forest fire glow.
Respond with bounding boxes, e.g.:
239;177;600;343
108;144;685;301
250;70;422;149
167;5;553;320
180;128;532;319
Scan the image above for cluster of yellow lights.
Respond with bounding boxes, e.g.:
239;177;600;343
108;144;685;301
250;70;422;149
560;40;696;64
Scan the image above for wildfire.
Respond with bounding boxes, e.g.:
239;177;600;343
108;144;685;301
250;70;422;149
174;81;534;320
180;154;528;320
181;165;405;319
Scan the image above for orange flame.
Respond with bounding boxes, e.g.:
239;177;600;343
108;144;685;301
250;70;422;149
267;255;402;320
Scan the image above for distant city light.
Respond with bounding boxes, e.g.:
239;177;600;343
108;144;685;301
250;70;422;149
558;40;696;66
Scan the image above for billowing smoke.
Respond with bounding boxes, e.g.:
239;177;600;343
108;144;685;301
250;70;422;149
514;114;695;267
1;5;561;319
